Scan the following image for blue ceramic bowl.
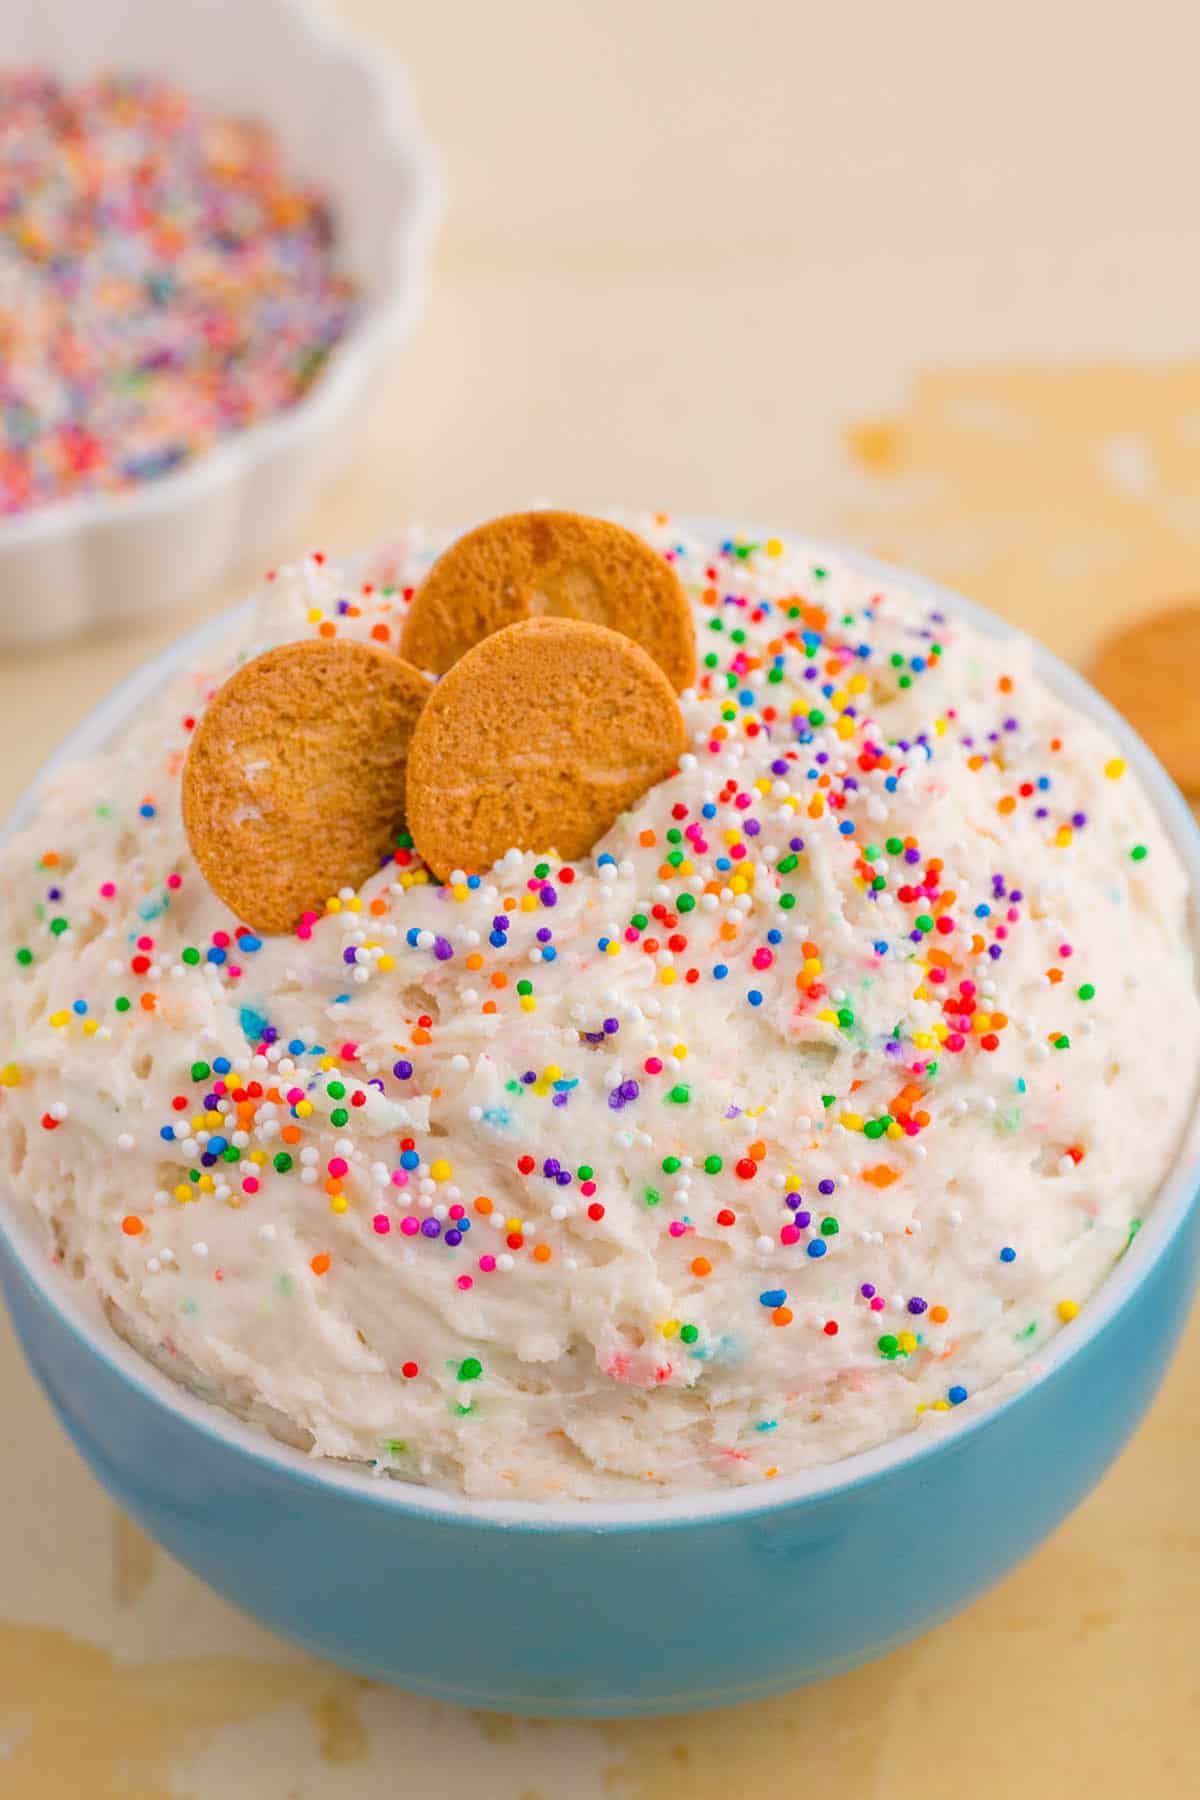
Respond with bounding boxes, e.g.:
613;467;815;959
3;539;1199;1717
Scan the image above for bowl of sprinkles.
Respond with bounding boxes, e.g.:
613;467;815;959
1;510;1199;1717
0;0;440;648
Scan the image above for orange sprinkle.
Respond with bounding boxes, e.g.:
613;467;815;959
482;1000;498;1014
139;992;157;1012
747;1140;766;1162
412;1027;431;1045
490;971;508;989
532;1244;552;1263
719;921;738;941
691;1256;713;1277
317;620;336;638
929;1304;949;1324
639;829;657;848
121;1215;144;1236
369;897;388;916
863;1164;900;1188
474;1195;494;1215
1047;967;1063;984
465;952;483;970
310;1253;331;1275
772;1306;793;1326
997;795;1017;815
370;623;391;643
281;1124;301;1144
998;675;1013;693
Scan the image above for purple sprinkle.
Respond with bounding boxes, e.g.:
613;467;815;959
555;1168;572;1184
1071;812;1087;829
393;1059;412;1080
908;1296;928;1315
540;885;558;907
818;1178;836;1196
904;848;921;865
434;937;454;961
521;1070;537;1085
603;1017;620;1034
492;915;509;932
744;818;761;836
544;1158;561;1176
795;1210;811;1228
771;759;789;775
861;1282;877;1299
421;1219;441;1238
342;947;357;964
551;1092;568;1107
444;1229;462;1247
789;837;805;852
785;1192;804;1209
536;927;553;942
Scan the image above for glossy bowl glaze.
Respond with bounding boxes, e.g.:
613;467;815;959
2;538;1198;1716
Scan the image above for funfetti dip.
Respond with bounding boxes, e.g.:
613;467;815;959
1;515;1196;1500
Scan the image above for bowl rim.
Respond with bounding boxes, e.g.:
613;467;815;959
3;521;1200;1532
0;0;443;551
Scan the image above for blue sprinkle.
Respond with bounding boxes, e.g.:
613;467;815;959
747;989;763;1006
213;1057;231;1075
999;1246;1017;1263
807;1240;827;1259
159;1125;175;1141
767;929;782;944
288;1039;305;1055
873;939;889;956
72;999;87;1015
207;1137;228;1156
759;1288;788;1307
400;1149;420;1170
489;931;507;948
238;934;262;953
541;945;557;962
139;803;156;818
838;820;855;836
948;1385;968;1405
713;963;728;980
206;946;226;965
239;1006;269;1043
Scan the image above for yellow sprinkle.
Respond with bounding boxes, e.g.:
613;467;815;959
330;1195;348;1214
730;875;749;894
934;717;947;737
886;1122;903;1140
346;896;362;913
319;1056;339;1071
506;1217;522;1233
754;777;772;796
605;940;621;957
248;1150;268;1166
817;1008;838;1025
543;1064;562;1082
306;607;323;623
912;1032;932;1050
898;1330;918;1354
82;1019;99;1036
766;537;783;556
190;1114;207;1133
659;967;677;985
198;1174;215;1193
519;995;537;1012
532;1080;550;1096
0;1064;20;1088
377;955;395;973
839;1112;864;1132
830;689;848;710
173;1185;191;1204
204;1110;223;1128
48;1009;70;1029
803;957;822;977
430;1159;453;1182
1057;1299;1079;1322
520;894;538;912
671;1044;688;1060
848;673;868;696
659;1319;680;1338
325;896;342;913
834;715;856;739
723;828;742;846
452;883;469;901
932;1398;952;1412
295;1100;314;1118
1105;757;1126;780
1055;825;1073;848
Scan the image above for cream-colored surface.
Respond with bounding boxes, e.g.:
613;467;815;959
4;0;1200;1791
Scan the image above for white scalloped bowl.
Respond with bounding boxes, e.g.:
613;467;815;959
0;0;441;650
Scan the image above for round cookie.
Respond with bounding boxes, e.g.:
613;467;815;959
400;511;696;691
183;638;431;933
1092;602;1200;794
406;617;689;880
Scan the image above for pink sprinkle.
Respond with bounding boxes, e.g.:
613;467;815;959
644;1057;664;1075
212;931;230;948
448;1203;465;1219
624;927;640;942
870;1295;885;1311
752;948;773;970
668;1220;688;1238
99;882;116;899
456;1275;473;1290
227;965;242;980
391;1170;409;1188
328;1156;349;1178
166;873;182;890
946;1032;966;1052
341;1041;358;1060
581;1179;597;1197
928;966;946;984
242;1175;259;1194
296;924;313;940
373;1214;390;1235
1059;943;1073;958
136;935;153;951
400;1216;420;1237
780;1224;800;1244
479;1254;496;1272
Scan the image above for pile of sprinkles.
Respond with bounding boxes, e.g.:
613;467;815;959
0;71;355;514
1;513;1192;1498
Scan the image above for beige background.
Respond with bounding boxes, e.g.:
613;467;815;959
4;1;1200;1793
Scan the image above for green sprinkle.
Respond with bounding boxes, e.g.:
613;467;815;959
668;1084;690;1104
190;1060;210;1080
807;708;825;726
1130;844;1148;861
821;1093;836;1109
326;1080;345;1099
644;1187;661;1207
49;917;69;936
837;1007;855;1029
577;1164;594;1180
330;1107;349;1127
703;1154;723;1174
630;914;648;931
273;1152;293;1173
820;1216;839;1236
15;947;33;966
680;1324;699;1344
516;979;533;996
777;853;798;874
914;914;934;934
886;836;904;854
877;1333;899;1358
181;947;201;966
779;893;796;910
458;1356;483;1382
534;862;550;879
677;893;696;913
114;996;131;1013
1077;983;1095;1001
662;1154;681;1173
